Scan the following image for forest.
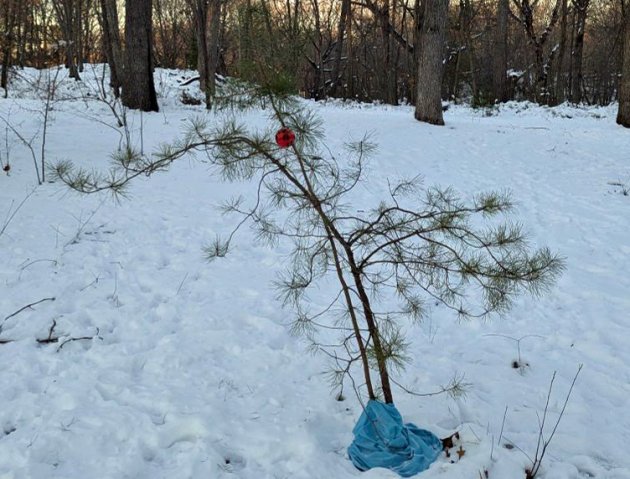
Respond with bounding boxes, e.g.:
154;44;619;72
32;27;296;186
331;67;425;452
2;0;630;124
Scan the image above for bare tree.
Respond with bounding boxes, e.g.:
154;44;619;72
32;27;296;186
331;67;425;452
51;0;84;80
121;0;159;112
512;0;561;102
415;0;449;125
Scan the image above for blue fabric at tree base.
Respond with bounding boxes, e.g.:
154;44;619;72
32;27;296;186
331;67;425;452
348;400;443;477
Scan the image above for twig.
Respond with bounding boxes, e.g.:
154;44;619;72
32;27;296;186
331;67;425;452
57;328;102;352
0;189;36;238
498;405;508;447
175;272;189;295
391;373;471;398
3;297;56;325
35;319;102;351
527;364;583;478
18;259;58;280
65;200;105;247
36;318;58;344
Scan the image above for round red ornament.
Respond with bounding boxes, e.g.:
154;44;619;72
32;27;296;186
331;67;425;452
275;127;295;149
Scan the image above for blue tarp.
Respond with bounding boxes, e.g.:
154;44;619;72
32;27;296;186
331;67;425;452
348;400;442;477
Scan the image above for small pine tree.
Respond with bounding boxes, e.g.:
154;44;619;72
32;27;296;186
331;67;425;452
54;80;564;404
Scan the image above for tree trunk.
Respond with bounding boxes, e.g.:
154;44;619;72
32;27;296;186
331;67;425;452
52;0;81;80
206;0;222;99
553;0;568;104
617;5;630;127
460;0;477;100
189;0;209;96
570;0;589;104
1;0;18;96
100;0;123;96
328;0;350;97
415;0;449;125
380;0;397;104
493;0;509;102
121;0;159;112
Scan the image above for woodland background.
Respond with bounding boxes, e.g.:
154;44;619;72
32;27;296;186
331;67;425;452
0;0;627;108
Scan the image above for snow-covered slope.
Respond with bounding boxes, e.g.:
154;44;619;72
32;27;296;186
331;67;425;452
1;67;629;479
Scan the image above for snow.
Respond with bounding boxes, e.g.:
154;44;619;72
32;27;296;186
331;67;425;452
1;66;629;479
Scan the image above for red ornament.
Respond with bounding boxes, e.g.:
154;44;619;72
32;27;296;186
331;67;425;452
275;127;295;149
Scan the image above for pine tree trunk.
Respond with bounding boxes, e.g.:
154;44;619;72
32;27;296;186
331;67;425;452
100;0;123;97
493;0;509;102
121;0;159;112
415;0;449;125
617;7;630;127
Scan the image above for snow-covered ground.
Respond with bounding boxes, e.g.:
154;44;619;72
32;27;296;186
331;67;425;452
1;66;629;479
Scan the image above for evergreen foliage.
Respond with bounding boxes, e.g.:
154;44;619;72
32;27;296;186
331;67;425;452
53;81;565;404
